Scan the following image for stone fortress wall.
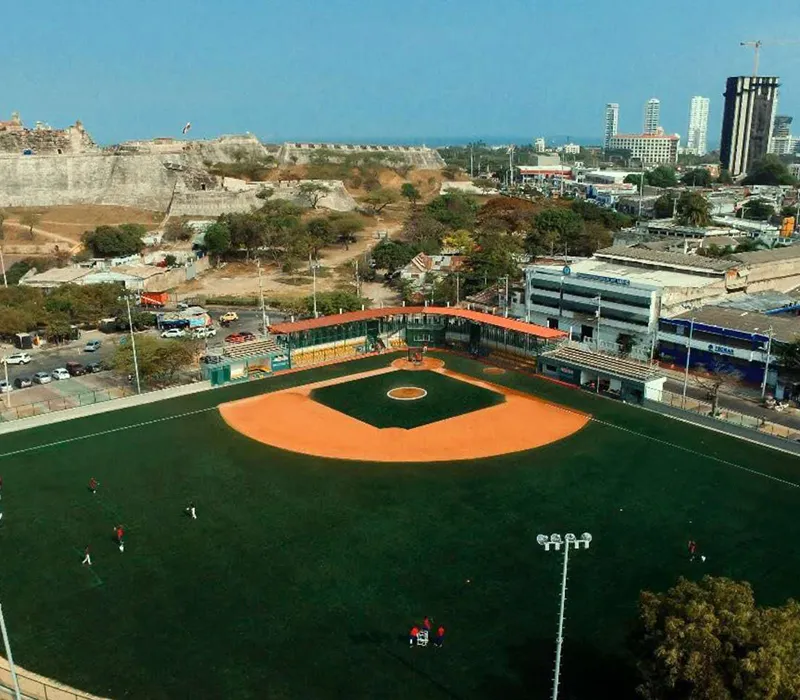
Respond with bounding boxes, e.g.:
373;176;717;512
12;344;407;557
277;142;445;169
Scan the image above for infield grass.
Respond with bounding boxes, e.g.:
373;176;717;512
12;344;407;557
0;352;798;699
310;369;504;428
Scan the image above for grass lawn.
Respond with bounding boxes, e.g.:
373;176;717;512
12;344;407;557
310;369;504;428
0;352;799;699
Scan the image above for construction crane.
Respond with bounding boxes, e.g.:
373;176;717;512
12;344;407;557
741;39;800;76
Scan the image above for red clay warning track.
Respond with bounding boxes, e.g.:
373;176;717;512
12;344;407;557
219;363;589;463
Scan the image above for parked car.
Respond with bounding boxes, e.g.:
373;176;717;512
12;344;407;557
51;368;71;381
2;352;31;365
177;301;190;310
84;340;102;352
240;331;256;342
85;361;108;373
32;371;52;384
0;381;11;394
13;377;32;389
66;362;86;377
219;312;239;323
201;355;224;364
192;327;218;339
161;328;186;339
225;332;255;343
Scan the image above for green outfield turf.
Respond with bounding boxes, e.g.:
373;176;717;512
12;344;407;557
310;369;504;428
0;352;799;700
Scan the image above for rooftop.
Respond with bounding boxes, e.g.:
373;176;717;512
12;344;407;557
543;343;665;382
730;245;800;265
715;291;800;314
21;267;92;285
269;306;566;340
609;133;679;140
531;257;719;289
594;246;735;272
672;306;800;344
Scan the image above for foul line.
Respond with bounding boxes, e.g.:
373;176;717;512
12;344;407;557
0;406;218;461
591;417;800;490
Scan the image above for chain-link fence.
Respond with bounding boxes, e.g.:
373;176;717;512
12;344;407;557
0;386;136;423
656;388;800;443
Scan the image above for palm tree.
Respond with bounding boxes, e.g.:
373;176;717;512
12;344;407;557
675;192;712;227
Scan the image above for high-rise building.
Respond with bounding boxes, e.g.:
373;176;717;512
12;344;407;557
533;137;546;153
643;98;661;134
773;114;793;138
720;76;779;177
604;103;619;149
606;133;679;165
686;96;710;155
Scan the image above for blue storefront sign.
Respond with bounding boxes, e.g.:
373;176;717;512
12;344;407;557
708;344;735;356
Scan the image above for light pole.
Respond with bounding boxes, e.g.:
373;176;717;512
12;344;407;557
0;246;6;288
761;326;774;399
537;532;593;700
124;294;141;395
310;254;320;318
2;359;9;409
0;604;22;700
681;317;695;407
594;295;602;351
257;259;268;337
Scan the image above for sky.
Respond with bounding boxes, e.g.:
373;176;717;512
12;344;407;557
3;0;800;146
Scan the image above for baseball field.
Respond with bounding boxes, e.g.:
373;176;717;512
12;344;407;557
1;351;799;699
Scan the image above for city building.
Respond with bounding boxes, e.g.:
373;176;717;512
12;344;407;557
790;163;800;180
604;103;619;149
720;76;780;177
686;96;710;155
773;114;793;138
517;164;573;184
644;98;661;135
606;133;679;165
533;137;546;153
399;253;465;293
768;135;798;156
562;143;581;155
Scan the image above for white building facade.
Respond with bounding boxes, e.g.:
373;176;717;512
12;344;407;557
533;137;546;153
604;103;619;149
686;96;710;155
644;98;661;134
606;133;679;165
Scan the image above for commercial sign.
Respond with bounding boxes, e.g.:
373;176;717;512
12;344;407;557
575;272;631;287
707;343;735;356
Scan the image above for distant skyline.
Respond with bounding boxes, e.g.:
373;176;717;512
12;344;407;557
2;0;799;146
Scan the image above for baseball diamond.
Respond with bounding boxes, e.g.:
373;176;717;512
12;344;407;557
0;351;798;700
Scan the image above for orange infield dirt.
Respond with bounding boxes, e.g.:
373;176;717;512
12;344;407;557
387;387;427;400
391;357;445;371
219;363;590;463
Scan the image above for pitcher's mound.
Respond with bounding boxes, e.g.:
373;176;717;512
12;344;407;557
387;387;427;401
483;367;506;375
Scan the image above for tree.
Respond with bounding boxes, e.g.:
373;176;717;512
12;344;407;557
743;155;798;186
255;186;274;200
472;178;495;194
681;168;713;187
163;219;193;242
113;336;199;387
163;254;177;267
371;239;418;272
400;182;421;208
304;290;368;316
361;187;399;215
303;218;334;257
645;166;678;188
425;191;479;231
442;229;477;254
653;193;678;219
82;225;145;258
477;196;538;233
692;359;743;416
19;211;41;240
776;338;800;380
403;212;446;253
526;208;584;256
624;173;646;193
298;181;330;209
634;575;800;700
717;169;734;185
741;198;775;221
675;191;713;227
463;231;521;295
203;222;232;263
327;212;364;250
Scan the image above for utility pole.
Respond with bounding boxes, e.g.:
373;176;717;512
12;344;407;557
761;326;774;398
257;259;268;336
124;295;141;395
0;246;6;288
353;260;361;297
455;273;460;305
503;275;510;317
681;317;695;407
595;295;602;351
310;254;319;318
0;604;22;700
638;171;645;219
537;533;593;700
469;144;474;178
508;146;515;189
2;358;9;409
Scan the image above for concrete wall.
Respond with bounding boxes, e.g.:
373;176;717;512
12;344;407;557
0;656;108;700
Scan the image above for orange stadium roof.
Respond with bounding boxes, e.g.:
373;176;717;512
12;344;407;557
269;306;566;340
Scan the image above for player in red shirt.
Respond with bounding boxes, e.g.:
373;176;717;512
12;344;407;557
688;540;697;561
434;626;445;648
423;616;432;632
115;525;125;553
409;626;419;647
88;477;98;494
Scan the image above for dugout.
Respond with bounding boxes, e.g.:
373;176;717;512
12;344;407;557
268;306;566;366
538;342;666;404
201;338;291;386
